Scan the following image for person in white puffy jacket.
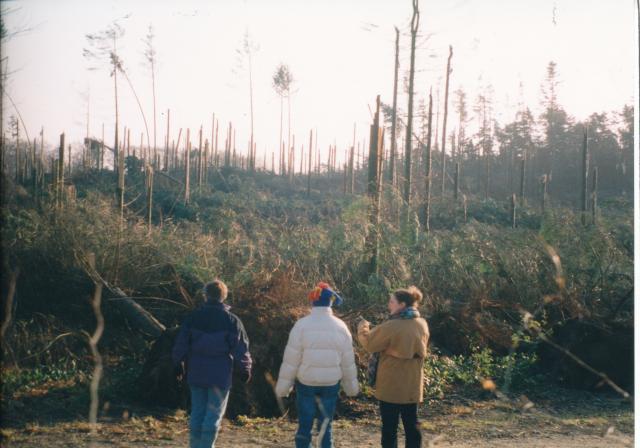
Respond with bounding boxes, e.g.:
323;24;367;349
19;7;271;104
275;282;359;448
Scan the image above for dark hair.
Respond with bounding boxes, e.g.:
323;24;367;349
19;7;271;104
204;280;228;302
393;286;423;307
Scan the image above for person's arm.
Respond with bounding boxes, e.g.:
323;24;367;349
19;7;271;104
231;317;252;382
275;322;303;397
339;327;359;397
357;320;391;353
172;315;192;366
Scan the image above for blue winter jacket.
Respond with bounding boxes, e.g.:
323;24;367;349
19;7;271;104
171;301;252;389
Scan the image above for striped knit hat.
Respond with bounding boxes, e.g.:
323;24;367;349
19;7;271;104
308;282;343;307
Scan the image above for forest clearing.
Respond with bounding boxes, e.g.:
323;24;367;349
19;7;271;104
0;0;636;447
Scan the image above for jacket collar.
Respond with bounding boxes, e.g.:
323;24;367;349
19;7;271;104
203;301;231;311
310;307;333;316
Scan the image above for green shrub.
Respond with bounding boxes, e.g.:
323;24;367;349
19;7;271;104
423;346;542;399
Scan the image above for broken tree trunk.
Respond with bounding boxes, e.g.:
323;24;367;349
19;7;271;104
366;96;383;276
441;45;453;195
79;254;166;339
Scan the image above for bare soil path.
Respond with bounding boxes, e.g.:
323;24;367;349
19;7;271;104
2;391;632;447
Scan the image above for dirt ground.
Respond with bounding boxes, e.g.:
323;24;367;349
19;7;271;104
1;389;633;447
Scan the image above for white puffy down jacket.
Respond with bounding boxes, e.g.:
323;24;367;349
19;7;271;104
275;307;359;397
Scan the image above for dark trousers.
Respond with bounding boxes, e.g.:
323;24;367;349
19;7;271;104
379;400;422;448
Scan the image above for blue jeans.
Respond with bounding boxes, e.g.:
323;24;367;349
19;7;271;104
295;380;340;448
189;385;230;448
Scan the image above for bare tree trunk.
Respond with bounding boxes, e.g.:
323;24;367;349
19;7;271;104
232;129;237;168
57;133;65;208
280;142;285;176
117;133;125;219
279;96;283;175
581;128;589;225
463;194;468;223
214;120;219;169
454;162;460;201
146;166;154;233
591;166;598;224
403;0;420;218
484;150;490;200
101;124;105;171
0;268;19;345
423;88;433;232
248;50;254;173
289;136;295;183
32;138;38;198
440;45;453;195
39;128;45;194
174;128;182;171
113;126;126;284
349;146;355;194
113;36;120;179
511;193;517;228
203;139;209;184
225;123;231;167
366;96;383;275
307;130;313;196
519;152;526;207
85;91;90;171
15;124;20;183
184;129;190;204
389;26;400;187
315;130;319;174
67;144;72;179
287;95;291;175
164;109;170;171
85;253;104;437
121;70;151;165
197;126;203;187
299;144;304;174
0;134;4;178
541;174;548;212
151;60;157;170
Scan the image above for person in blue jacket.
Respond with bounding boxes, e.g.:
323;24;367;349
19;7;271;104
172;279;252;448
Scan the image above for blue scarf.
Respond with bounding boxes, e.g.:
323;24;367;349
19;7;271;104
367;307;420;387
394;306;420;320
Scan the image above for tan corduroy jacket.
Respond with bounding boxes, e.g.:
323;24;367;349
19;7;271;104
358;316;429;404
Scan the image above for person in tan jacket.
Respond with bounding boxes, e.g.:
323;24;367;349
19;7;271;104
357;286;429;448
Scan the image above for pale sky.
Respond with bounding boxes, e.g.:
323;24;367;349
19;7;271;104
2;0;637;166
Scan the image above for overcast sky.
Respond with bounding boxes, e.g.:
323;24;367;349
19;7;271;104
2;0;637;165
